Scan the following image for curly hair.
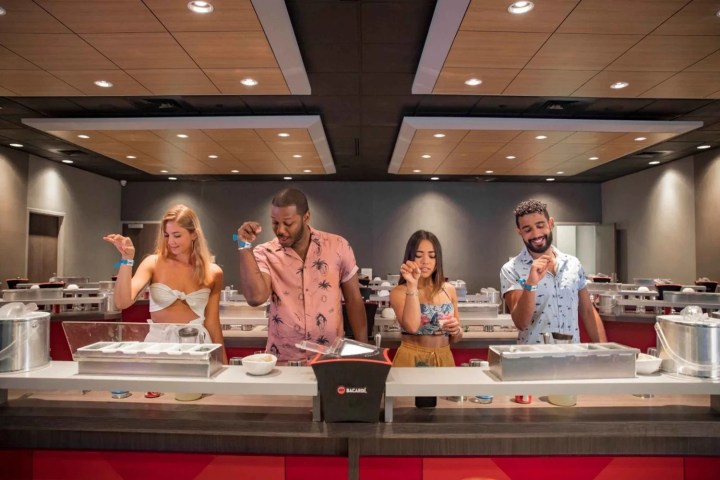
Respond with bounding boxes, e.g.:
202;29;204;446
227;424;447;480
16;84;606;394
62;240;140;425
514;199;549;227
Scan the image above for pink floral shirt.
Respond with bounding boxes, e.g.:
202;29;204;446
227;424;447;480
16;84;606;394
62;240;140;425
253;227;359;361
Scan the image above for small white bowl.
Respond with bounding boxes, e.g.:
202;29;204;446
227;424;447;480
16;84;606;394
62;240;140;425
636;353;662;375
242;353;277;376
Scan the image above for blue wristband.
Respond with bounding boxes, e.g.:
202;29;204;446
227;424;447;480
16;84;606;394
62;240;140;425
518;278;537;291
232;233;252;250
113;258;134;268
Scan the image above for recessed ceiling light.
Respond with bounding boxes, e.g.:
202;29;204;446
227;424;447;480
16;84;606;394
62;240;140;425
168;177;177;181
126;155;136;159
413;169;422;173
535;135;547;140
283;176;293;180
421;154;432;158
508;1;534;14
61;159;73;164
556;171;564;175
187;1;213;14
208;154;218;159
176;134;188;138
0;7;6;16
241;78;258;86
77;134;90;139
485;170;494;174
506;155;516;160
292;154;303;158
303;169;312;173
464;78;482;86
648;161;661;165
430;176;440;181
716;8;720;18
433;133;446;138
277;132;290;137
160;169;169;173
589;156;599;161
93;80;113;88
610;81;629;90
231;169;239;173
697;144;711;150
546;177;555;182
9;143;23;148
634;137;647;141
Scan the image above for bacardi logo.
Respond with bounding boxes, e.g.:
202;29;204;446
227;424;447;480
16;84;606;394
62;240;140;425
337;385;367;395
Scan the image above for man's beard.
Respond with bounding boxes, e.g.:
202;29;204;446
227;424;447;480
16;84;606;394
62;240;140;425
524;230;553;254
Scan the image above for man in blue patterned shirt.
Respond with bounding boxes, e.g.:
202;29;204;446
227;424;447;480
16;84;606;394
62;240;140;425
500;199;607;344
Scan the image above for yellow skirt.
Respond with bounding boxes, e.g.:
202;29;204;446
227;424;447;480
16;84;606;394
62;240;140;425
392;341;455;367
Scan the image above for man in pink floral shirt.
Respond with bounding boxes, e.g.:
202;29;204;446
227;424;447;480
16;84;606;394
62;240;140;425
237;188;367;361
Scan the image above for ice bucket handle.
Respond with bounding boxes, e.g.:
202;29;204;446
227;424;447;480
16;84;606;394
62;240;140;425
654;323;717;371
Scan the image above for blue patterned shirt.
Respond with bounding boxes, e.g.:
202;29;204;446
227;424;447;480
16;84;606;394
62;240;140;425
500;246;587;344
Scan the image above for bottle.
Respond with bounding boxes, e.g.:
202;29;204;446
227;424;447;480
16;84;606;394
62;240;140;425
175;327;203;401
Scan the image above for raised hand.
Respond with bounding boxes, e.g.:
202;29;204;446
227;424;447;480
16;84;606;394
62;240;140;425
399;260;421;287
528;254;553;284
103;234;135;260
237;222;262;243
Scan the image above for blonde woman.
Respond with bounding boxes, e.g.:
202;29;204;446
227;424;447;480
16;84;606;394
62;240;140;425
103;204;227;364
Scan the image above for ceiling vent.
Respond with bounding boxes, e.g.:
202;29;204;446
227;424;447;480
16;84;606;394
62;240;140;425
537;100;588;113
56;149;87;157
137;98;187;111
632;150;673;159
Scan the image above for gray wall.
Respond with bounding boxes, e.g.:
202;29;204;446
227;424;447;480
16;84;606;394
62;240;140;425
26;155;122;282
0;146;29;285
602;157;697;284
122;181;601;293
695;149;720;281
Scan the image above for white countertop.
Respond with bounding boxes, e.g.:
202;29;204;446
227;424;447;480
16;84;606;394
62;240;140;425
0;361;318;396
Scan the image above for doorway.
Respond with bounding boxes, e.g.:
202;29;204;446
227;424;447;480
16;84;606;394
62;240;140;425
27;212;62;283
122;222;160;264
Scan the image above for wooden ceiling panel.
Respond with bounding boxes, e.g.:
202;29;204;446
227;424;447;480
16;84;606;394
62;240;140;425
686;51;720;72
143;0;262;32
173;32;277;69
512;131;574;143
125;69;220;95
529;143;595;163
35;0;166;33
607;36;720;72
526;34;642;70
503;69;597;97
203;68;289;95
460;0;578;33
49;70;152;96
255;129;311;142
0;0;71;33
404;146;450;163
151;129;213;145
220;140;273;155
463;131;520;143
103;131;161;142
246;161;289;174
653;0;720;35
0;71;82;95
433;68;518;95
445;32;550;69
411;130;467;146
640;72;720;99
451;142;505;156
265;141;318;155
613;132;677;144
82;33;197;69
0;33;116;70
556;0;687;35
564;132;626;144
222;151;277;164
0;45;40;70
203;129;261;142
572;71;675;97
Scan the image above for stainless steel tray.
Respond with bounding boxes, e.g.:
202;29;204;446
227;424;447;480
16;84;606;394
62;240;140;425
488;342;638;381
664;291;720;305
75;341;223;377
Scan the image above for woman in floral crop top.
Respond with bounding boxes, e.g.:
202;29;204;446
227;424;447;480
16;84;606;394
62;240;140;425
389;230;461;369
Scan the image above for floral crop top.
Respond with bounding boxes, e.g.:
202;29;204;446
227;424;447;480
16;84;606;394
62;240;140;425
401;287;454;336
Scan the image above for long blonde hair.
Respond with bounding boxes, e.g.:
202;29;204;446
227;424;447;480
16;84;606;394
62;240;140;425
154;204;212;286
